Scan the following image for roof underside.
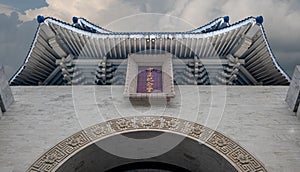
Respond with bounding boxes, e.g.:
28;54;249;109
10;16;290;86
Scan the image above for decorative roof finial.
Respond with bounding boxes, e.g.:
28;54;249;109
256;16;264;24
37;15;45;23
72;17;78;23
224;16;230;23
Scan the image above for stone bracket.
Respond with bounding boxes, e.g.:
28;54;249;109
232;24;260;57
48;37;67;57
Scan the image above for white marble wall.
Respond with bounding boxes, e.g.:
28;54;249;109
0;86;299;171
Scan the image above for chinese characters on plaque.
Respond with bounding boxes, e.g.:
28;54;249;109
137;66;162;93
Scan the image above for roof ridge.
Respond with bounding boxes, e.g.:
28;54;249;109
76;17;112;33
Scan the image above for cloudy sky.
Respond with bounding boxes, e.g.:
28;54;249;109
0;0;299;78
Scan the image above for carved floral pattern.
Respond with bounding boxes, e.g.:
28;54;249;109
237;154;250;165
139;116;157;128
216;137;228;147
44;153;58;164
189;124;204;138
91;125;106;136
66;136;83;147
163;117;179;130
114;118;132;130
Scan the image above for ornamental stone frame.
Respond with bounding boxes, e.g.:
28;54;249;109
124;53;175;100
27;116;267;172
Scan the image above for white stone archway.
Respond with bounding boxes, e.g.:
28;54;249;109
27;116;267;172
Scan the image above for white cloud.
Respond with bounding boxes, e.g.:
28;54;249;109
0;4;18;16
18;0;109;22
0;0;299;75
221;0;300;45
17;0;141;24
2;0;299;42
166;0;300;52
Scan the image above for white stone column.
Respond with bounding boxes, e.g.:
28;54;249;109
286;66;300;119
0;66;14;116
0;104;2;117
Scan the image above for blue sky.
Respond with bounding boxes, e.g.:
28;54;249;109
0;0;47;14
0;0;299;78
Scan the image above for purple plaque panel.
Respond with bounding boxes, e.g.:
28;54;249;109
137;66;163;93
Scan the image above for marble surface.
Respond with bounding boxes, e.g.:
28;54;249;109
0;86;299;171
0;66;14;113
286;66;300;112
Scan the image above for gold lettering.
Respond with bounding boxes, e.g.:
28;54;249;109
147;82;154;87
147;68;153;71
146;87;153;93
146;67;155;93
146;78;154;82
